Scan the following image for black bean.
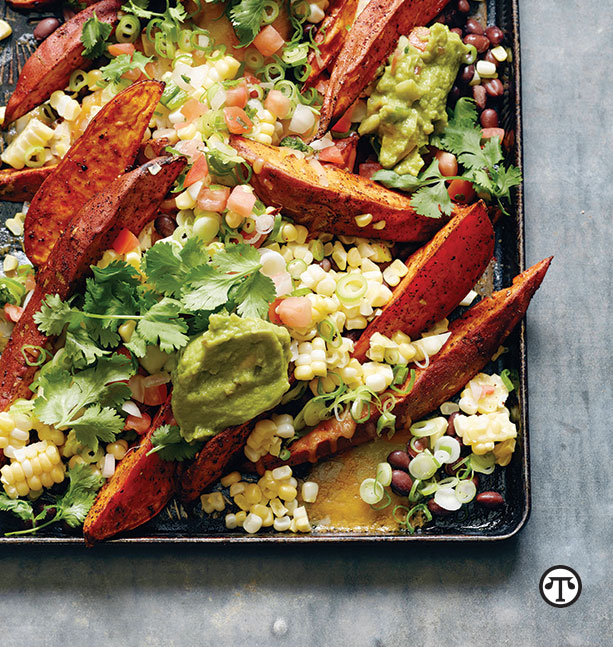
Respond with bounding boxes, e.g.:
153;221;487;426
464;33;490;53
465;18;484;35
448;84;460;104
154;215;177;238
483;78;504;97
387;450;410;472
390;470;413;497
485;25;505;46
476;491;505;509
480;108;499;128
34;18;61;42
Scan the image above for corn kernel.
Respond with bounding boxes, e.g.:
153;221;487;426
278;484;298;502
301;481;319;503
244;483;263;505
354;213;373;227
273;516;291;531
235;510;247;526
243;512;263;534
225;513;238;529
221;471;242;487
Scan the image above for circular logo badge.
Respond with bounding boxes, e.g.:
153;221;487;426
539;565;582;608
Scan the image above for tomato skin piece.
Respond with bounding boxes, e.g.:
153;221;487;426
408;26;430;52
318;145;346;165
253;25;285;57
331;111;352;134
180;98;208;121
481;127;505;141
264;89;291;119
223;107;253;134
277;296;313;328
268;297;284;325
184;154;209;188
124;412;152;435
108;43;136;57
447;179;476;204
225;81;248;109
227;185;256;218
3;304;23;323
197;187;230;212
143;383;168;406
112;228;140;254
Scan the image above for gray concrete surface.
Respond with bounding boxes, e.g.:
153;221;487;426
0;1;611;645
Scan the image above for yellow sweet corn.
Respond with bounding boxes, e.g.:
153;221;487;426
1;440;65;499
454;410;517;455
459;373;509;415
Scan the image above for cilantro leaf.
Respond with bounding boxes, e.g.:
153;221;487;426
210;243;261;275
70;405;124;452
64;326;109;368
148;424;202;461
135;297;189;353
234;271;276;319
142;238;208;297
81;11;113;58
183;266;237;312
34;294;81;336
100;51;153;84
0;494;35;524
371;169;426;192
228;0;266;46
410;180;454;219
279;136;314;154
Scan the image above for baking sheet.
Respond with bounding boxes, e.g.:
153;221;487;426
0;0;529;543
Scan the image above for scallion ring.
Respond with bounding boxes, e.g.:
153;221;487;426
282;42;309;66
261;0;280;24
274;79;299;100
68;70;88;93
24;146;46;168
317;318;342;348
335;273;367;303
178;28;195;52
408;478;422;502
408;451;439;480
409;417;447;438
116;15;140;43
294;63;312;83
464;44;478;65
359;478;384;505
279;448;291;461
455;479;477;504
20;345;49;367
263;62;285;83
287;258;308;279
500;368;515;392
245;49;265;70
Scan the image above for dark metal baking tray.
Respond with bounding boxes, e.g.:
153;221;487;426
0;0;529;543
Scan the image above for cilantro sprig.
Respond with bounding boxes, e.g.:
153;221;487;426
227;0;267;46
81;11;113;59
373;98;522;218
0;464;104;537
148;424;202;461
99;51;153;84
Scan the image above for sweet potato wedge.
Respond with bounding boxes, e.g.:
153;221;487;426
231;136;448;243
304;0;359;87
83;396;178;545
0;166;53;203
3;0;121;127
352;200;494;361
24;79;164;268
0;156;186;412
261;257;552;468
317;0;451;135
6;0;54;10
178;420;255;503
0;138;173;203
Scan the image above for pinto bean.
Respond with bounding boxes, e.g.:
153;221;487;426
465;18;484;35
390;470;413;497
459;64;475;85
485;26;505;46
34;18;61;42
464;33;490;53
472;84;487;110
480;109;499;128
483;78;504;97
387;450;411;472
476;491;505;509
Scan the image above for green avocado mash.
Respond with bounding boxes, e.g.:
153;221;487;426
359;23;468;176
172;313;291;442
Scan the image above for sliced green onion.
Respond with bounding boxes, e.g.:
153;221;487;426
392;364;409;386
410;417;447;438
390;368;416;395
359;477;384;505
282;42;309;66
24;146;46;168
294;63;312;83
335;273;367;303
21;345;49;367
116;15;140;43
317;318;342;348
261;0;280;24
409;436;426;454
279;448;291;461
300;87;321;106
154;31;176;59
190;28;212;52
433;436;461;464
408;451;438;480
434;486;462;512
0;277;26;305
263;62;285;83
245;48;265;70
500;368;515;392
375;462;392;487
68;70;88;93
280;379;308;404
291;287;312;297
464;44;478;65
370;490;392;511
178;28;195;52
287;258;308;278
408;478;422;502
438;476;459;489
455;479;477;503
469;452;496;475
419;479;438;496
350;396;371;423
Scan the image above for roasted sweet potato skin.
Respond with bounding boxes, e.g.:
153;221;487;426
178;420;254;503
24;79;164;268
0;156;186;412
83;397;178;545
6;0;54;10
3;0;121;126
0;166;52;203
317;0;451;135
352;201;494;361
261;257;552;468
231;136;447;243
304;0;359;86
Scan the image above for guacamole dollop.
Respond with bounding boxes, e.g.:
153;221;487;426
359;23;468;176
172;313;291;442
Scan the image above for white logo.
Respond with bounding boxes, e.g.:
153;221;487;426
539;565;582;607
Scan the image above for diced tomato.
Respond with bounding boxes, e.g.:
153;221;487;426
227;185;256;218
277;296;313;328
108;43;136;57
253;25;285;57
225;81;248;109
390;48;402;75
264;89;291;119
358;161;383;180
197;187;231;212
173;121;190;131
184;154;209;188
124;412;152;435
180;98;208;121
3;304;23;323
223;107;253;135
335;135;358;172
244;71;261;86
112;228;140;255
331;111;352;134
115;346;133;360
408;26;430;52
481;127;505;141
318;145;346;165
447;179;476;204
268;297;284;325
143;382;168;407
